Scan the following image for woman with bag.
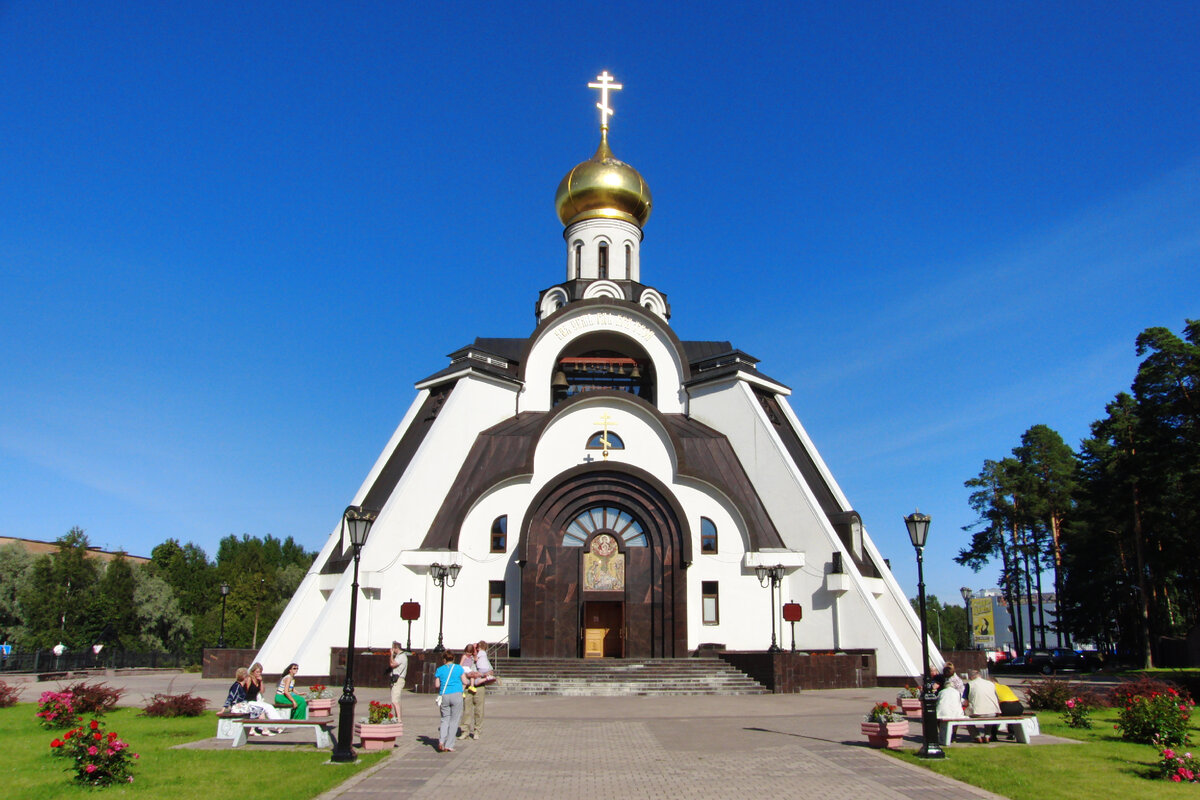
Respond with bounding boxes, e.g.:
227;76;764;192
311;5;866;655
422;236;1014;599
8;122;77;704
434;650;464;753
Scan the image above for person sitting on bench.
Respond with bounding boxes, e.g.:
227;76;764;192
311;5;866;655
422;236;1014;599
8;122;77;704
275;662;307;720
966;669;1001;743
996;681;1025;740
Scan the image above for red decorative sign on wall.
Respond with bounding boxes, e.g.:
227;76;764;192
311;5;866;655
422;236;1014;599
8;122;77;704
400;601;421;621
782;602;802;622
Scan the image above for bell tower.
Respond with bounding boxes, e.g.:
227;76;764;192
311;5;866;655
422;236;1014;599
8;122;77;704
538;72;667;322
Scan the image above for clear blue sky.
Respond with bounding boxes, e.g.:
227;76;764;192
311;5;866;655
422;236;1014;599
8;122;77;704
2;1;1197;610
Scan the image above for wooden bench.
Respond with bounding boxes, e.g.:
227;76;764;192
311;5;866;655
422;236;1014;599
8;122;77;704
229;717;333;749
939;715;1040;746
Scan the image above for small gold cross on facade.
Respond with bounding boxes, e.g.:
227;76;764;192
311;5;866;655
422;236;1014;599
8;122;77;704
593;412;616;458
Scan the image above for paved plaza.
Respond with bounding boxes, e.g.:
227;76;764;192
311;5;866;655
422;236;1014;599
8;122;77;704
3;671;1032;799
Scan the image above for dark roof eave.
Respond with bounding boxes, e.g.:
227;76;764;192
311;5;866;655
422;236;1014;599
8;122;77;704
683;366;791;393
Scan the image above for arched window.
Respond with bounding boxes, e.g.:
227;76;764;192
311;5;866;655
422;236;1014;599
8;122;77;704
598;242;608;279
625;243;632;274
563;506;646;547
586;430;624;450
491;515;507;553
700;517;718;554
574;242;582;279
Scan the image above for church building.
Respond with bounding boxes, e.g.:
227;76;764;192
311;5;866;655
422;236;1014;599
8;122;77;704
257;73;931;682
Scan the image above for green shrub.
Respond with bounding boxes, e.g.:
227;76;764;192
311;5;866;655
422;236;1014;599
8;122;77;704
1061;696;1094;728
63;681;123;715
49;718;138;786
140;692;207;717
1108;674;1190;707
1153;738;1199;783
1115;688;1194;746
1022;678;1106;711
36;691;79;728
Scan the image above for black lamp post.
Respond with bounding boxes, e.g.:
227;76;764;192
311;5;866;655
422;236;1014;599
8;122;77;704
906;510;944;759
961;586;974;650
331;504;378;764
430;562;462;653
218;582;230;648
754;564;785;653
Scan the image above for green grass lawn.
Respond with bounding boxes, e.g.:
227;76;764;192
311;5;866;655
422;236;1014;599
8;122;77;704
0;705;387;800
887;708;1200;799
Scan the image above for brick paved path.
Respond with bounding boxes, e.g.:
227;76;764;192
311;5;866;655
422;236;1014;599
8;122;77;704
4;671;1011;798
322;692;1007;800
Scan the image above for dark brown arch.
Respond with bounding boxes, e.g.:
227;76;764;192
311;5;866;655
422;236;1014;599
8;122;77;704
518;464;689;658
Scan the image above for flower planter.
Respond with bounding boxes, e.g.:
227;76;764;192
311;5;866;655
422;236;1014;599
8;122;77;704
898;697;922;716
308;698;334;718
354;721;403;751
860;721;910;749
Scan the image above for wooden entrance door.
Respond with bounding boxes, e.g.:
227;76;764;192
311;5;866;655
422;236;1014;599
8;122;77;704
583;601;623;658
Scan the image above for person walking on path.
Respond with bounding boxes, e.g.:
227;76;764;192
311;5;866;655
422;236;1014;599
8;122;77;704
461;639;494;740
458;644;477;741
389;641;408;721
435;651;465;753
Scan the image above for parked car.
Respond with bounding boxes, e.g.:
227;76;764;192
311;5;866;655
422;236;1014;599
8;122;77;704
1005;648;1096;674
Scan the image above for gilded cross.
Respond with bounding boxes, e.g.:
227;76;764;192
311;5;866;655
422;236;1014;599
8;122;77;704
593;412;616;459
588;71;623;131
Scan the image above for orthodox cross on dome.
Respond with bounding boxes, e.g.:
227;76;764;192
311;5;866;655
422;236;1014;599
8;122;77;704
593;412;617;459
588;71;623;132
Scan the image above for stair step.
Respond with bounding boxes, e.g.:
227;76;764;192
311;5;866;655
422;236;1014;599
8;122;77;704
483;658;769;696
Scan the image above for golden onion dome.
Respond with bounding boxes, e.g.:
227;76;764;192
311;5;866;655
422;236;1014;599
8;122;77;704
555;133;652;228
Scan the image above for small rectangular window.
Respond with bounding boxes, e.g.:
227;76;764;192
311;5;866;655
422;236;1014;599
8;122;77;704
701;580;719;625
488;580;505;625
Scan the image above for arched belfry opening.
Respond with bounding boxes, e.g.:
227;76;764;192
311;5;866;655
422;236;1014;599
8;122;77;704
518;465;689;658
550;332;655;407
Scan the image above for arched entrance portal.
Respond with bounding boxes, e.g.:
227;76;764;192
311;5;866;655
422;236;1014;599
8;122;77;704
519;465;690;658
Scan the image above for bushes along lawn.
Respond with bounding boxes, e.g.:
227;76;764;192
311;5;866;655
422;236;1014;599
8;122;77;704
0;704;385;800
887;707;1200;799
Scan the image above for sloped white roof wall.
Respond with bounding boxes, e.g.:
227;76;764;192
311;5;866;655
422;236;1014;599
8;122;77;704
688;379;921;679
254;375;519;672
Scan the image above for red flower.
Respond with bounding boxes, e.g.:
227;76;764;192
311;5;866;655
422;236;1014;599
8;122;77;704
94;732;102;741
108;731;118;741
50;739;63;748
89;719;99;730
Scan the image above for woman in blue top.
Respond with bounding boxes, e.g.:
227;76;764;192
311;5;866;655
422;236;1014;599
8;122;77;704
224;667;249;710
434;650;465;752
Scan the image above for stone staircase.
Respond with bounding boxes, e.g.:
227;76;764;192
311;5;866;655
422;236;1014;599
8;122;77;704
487;657;769;696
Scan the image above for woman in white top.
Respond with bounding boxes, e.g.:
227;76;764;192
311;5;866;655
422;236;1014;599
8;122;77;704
274;662;307;719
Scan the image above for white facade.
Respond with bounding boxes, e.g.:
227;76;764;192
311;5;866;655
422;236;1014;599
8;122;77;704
256;123;938;681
